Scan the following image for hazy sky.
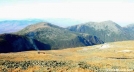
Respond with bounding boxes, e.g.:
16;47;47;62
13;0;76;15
0;0;134;26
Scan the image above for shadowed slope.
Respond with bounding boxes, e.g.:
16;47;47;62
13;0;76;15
0;34;50;53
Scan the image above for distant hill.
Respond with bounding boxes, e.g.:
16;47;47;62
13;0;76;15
67;20;132;42
125;24;134;32
17;22;104;49
0;19;44;34
123;24;134;39
0;34;50;53
0;18;83;34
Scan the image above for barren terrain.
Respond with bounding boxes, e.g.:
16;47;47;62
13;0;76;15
0;41;134;72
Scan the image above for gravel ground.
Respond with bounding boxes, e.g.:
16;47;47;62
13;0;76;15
0;60;103;72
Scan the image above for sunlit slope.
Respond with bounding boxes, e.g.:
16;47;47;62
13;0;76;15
67;20;133;42
0;41;134;72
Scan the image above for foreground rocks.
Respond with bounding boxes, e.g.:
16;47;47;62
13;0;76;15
0;60;103;72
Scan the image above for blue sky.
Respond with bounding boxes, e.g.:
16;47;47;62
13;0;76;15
0;0;134;26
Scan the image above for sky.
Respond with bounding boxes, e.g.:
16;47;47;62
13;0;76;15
0;0;134;26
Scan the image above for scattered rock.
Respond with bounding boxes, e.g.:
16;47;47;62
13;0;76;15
0;60;101;71
118;50;133;53
99;43;110;49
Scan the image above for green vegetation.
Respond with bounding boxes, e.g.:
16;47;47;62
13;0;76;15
67;20;133;42
17;22;103;49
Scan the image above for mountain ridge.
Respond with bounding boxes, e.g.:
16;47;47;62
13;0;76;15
17;22;104;50
0;18;83;34
67;20;132;42
1;20;134;53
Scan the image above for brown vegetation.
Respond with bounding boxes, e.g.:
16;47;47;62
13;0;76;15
0;41;134;72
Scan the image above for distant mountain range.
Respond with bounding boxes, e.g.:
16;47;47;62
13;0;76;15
0;22;104;53
67;20;134;42
1;19;134;53
0;19;44;34
0;18;82;34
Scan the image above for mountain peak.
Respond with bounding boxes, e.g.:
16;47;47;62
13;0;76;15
125;23;134;28
84;20;118;26
67;20;129;42
100;20;118;26
101;20;115;23
124;23;134;32
21;22;62;32
24;22;49;32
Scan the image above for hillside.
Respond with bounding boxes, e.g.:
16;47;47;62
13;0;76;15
67;20;132;42
0;41;134;72
126;24;134;32
17;22;104;49
123;24;134;39
0;34;50;53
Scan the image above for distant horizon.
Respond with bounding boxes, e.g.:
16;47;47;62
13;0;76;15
0;18;133;27
0;0;134;27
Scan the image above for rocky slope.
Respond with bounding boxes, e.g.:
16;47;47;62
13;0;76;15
0;34;50;53
17;22;104;49
67;20;132;42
